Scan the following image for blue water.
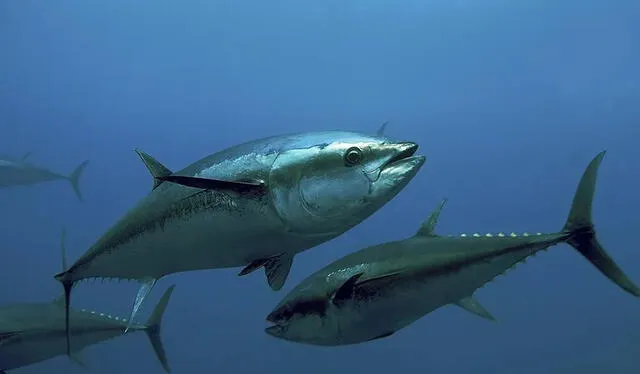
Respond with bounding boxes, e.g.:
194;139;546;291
1;0;639;373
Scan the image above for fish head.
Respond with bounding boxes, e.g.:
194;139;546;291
269;131;425;236
264;276;340;345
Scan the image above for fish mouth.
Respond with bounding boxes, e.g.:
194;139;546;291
265;324;285;336
381;142;420;170
265;314;288;336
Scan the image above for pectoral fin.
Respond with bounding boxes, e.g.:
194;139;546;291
333;271;404;307
264;254;293;291
332;273;364;307
455;296;496;321
238;258;270;276
156;175;265;194
238;254;294;291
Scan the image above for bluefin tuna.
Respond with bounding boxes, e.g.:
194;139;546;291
0;229;174;373
0;152;89;201
0;285;174;373
264;151;639;346
54;130;425;355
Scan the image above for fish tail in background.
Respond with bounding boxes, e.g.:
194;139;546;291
67;160;89;202
143;285;176;373
561;150;640;297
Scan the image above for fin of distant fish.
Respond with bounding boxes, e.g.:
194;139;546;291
125;278;158;334
238;253;294;291
376;121;389;136
134;149;173;190
67;160;89;202
144;285;175;373
21;151;32;160
455;296;496;321
415;198;448;237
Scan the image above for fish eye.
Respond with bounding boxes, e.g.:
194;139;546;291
344;147;363;166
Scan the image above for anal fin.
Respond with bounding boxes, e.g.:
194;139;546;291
455;296;496;321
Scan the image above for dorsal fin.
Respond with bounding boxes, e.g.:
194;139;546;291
21;151;32;161
376;121;389;136
416;198;448;236
134;149;173;190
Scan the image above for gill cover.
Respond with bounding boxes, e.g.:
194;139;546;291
268;143;373;235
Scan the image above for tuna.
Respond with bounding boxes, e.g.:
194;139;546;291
0;152;88;201
0;285;174;373
54;130;425;355
265;151;639;346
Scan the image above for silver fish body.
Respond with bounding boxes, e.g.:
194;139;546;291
57;131;424;284
265;151;640;346
54;130;424;354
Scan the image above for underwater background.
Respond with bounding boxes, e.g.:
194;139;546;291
1;0;639;373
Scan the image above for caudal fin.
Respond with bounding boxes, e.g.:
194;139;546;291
55;228;75;359
144;285;175;373
67;160;89;202
562;150;640;297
